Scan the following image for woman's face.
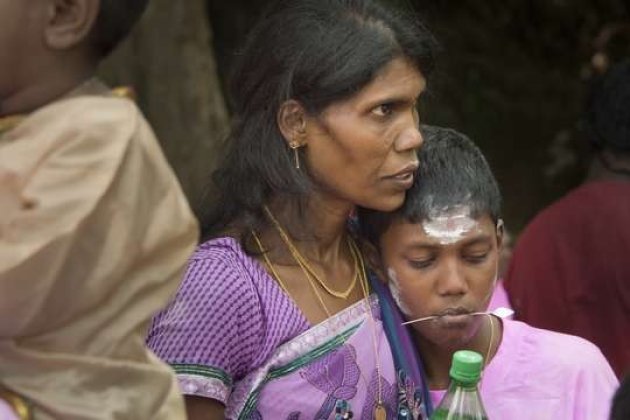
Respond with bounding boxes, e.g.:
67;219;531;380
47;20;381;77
303;57;426;211
379;212;502;350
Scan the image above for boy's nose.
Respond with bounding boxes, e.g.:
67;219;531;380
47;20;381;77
436;260;468;297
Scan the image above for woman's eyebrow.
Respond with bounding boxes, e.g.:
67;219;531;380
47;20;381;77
360;96;416;112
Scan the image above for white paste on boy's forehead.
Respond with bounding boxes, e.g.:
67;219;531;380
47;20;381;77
387;267;412;316
422;205;480;245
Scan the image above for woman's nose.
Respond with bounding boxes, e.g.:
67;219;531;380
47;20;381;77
394;119;423;152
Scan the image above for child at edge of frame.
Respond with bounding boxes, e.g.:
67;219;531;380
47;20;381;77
0;1;198;419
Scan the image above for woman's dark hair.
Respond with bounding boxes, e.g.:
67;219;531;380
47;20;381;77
358;126;502;246
202;0;437;250
91;0;150;57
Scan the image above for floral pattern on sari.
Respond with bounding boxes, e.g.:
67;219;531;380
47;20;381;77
360;370;398;420
302;344;360;419
228;297;381;419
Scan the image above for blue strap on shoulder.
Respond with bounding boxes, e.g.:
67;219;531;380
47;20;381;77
370;274;433;418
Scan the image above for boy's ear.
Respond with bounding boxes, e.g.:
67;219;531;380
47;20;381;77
496;218;505;250
44;0;100;50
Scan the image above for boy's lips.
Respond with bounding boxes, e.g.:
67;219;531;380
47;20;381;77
432;307;474;328
436;314;473;328
434;307;472;317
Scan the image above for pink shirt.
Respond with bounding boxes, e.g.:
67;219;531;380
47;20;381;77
430;319;618;419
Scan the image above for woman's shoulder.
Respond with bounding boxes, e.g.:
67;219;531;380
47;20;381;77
171;236;270;310
187;236;261;280
192;236;247;262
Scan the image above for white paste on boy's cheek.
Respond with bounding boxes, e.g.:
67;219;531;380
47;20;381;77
422;205;479;245
387;267;412;315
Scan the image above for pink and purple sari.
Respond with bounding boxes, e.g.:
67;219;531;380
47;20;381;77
147;237;430;419
0;399;19;420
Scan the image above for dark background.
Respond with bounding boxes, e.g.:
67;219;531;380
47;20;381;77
103;0;630;236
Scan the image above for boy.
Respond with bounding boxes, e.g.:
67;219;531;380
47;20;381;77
1;0;198;418
359;126;618;419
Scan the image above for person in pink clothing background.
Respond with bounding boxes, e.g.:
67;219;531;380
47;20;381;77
359;125;618;419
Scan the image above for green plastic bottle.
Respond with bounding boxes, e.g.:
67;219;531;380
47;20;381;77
430;350;489;420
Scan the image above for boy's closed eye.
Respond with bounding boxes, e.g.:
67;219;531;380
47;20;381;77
461;236;494;261
462;252;491;264
461;241;493;265
406;256;436;270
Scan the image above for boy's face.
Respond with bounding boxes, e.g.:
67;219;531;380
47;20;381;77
0;0;46;105
379;209;502;350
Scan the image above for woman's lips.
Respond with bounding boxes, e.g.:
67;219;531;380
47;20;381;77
383;162;419;189
384;170;415;189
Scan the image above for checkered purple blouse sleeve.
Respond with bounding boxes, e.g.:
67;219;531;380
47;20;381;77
147;238;310;403
146;239;264;391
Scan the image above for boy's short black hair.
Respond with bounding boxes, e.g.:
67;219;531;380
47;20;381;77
91;0;150;57
358;125;502;245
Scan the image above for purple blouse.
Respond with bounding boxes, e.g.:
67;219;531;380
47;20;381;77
147;237;404;419
147;237;311;401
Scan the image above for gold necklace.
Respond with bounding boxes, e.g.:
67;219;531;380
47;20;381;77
252;229;333;318
351;239;386;420
251;230;290;295
255;229;385;419
479;313;496;390
484;314;495;370
264;206;358;300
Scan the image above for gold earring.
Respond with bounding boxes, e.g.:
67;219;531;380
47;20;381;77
290;143;301;169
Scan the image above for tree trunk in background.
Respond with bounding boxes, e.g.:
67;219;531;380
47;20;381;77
99;0;229;216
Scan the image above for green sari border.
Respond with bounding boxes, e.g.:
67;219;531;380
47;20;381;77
171;363;233;387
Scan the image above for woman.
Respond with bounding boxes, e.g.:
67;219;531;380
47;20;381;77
146;0;436;418
359;126;618;419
